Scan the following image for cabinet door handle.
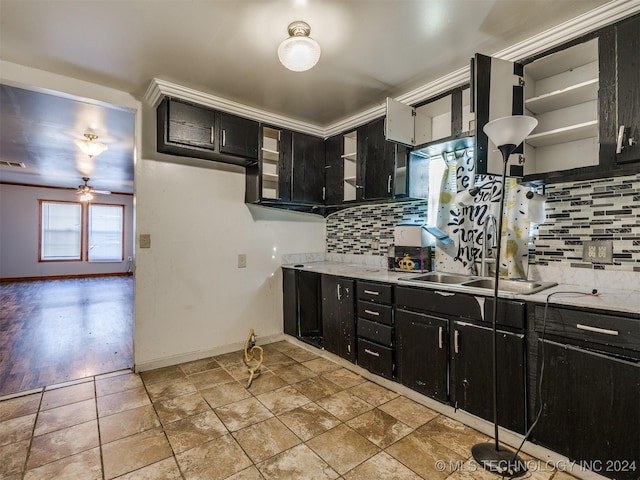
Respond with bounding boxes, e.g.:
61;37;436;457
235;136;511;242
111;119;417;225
337;284;342;301
222;129;226;147
416;380;426;386
438;326;443;349
454;330;460;354
576;324;619;336
435;291;456;297
210;126;214;145
363;290;379;296
387;175;392;193
364;348;380;357
364;309;379;316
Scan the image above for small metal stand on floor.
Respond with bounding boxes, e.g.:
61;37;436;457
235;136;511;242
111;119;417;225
243;328;263;388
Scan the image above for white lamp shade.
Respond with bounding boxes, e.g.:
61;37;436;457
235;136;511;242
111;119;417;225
527;192;547;224
278;36;321;72
75;138;108;158
483;115;538;147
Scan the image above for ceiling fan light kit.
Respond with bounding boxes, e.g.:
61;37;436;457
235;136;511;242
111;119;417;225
75;132;108;158
278;21;321;72
77;176;111;201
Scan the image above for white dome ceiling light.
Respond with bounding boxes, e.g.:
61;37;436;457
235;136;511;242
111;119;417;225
278;21;321;72
75;132;108;158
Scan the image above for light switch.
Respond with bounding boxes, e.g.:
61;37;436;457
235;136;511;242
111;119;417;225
238;254;247;268
140;234;151;249
582;240;613;264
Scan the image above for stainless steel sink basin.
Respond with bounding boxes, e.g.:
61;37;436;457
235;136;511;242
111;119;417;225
400;272;557;295
406;272;475;284
462;278;557;294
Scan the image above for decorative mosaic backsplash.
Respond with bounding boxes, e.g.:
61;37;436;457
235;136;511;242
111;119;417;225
533;172;640;272
326;200;427;255
325;172;640;273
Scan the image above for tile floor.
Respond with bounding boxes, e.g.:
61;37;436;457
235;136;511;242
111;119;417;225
0;340;578;480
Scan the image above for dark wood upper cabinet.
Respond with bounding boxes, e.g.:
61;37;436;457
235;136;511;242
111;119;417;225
292;132;325;204
157;97;259;167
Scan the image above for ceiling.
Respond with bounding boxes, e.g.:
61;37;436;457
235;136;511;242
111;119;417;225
0;0;617;192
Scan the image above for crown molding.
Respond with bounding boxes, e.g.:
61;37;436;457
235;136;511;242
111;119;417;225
144;0;640;139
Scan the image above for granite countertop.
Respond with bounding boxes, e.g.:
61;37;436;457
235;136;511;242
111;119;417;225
282;261;640;316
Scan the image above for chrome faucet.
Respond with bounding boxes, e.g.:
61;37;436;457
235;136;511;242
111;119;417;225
480;214;497;277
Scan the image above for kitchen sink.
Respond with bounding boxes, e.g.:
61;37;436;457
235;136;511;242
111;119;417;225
400;272;557;295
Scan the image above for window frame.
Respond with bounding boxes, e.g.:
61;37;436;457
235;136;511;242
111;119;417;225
39;200;84;262
87;203;125;263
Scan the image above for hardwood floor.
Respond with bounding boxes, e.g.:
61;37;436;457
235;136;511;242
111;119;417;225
0;276;133;396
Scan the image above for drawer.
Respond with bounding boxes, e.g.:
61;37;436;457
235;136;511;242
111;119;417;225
357;281;392;304
534;305;640;352
357;318;394;346
358;338;394;379
484;299;525;330
396;286;482;320
358;300;393;326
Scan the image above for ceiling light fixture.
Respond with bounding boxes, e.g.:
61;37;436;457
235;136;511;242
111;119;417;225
75;132;108;158
278;21;321;72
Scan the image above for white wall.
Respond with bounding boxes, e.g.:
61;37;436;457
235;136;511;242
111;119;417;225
0;184;134;279
135;101;326;369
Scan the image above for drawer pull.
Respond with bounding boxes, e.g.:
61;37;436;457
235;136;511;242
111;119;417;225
438;326;443;349
364;348;380;357
454;330;460;354
363;290;380;296
364;309;380;316
435;291;456;297
576;324;619;336
210;126;215;144
337;284;342;301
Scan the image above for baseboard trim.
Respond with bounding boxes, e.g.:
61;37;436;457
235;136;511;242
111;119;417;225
0;272;132;282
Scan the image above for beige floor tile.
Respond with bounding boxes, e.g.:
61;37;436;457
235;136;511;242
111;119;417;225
154;392;212;425
280;347;319;363
316;390;374;421
99;404;160;444
225;465;266;479
378;396;439;428
214;351;246;367
102;428;172;479
306;424;379;475
146;377;198;402
34;398;96;436
302;357;342;374
279;402;341;441
257;444;339;480
264;340;296;352
417;415;489;458
41;382;95;410
224;362;257;383
256;385;311;415
347;381;399;406
23;446;101;480
95;373;143;397
189;367;236;390
233;417;300;463
201;381;252;408
291;375;342;401
0;439;30;478
432;457;497;480
261;351;297;370
272;363;317;384
346;408;413;448
97;386;151;417
385;428;465;480
242;371;287;395
113;457;183;480
163;410;228;454
343;451;422;480
179;357;221;375
215;397;274;432
321;368;366;389
140;365;186;386
0;393;41;422
27;420;99;470
176;434;252;480
0;413;36;446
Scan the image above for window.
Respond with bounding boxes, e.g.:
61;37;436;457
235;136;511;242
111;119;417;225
40;201;82;261
88;204;124;262
40;200;126;263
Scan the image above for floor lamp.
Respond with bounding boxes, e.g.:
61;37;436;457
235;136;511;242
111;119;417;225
471;115;538;478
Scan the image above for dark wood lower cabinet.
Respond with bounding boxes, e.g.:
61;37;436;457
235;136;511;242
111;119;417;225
282;268;298;337
532;340;640;480
296;270;323;348
450;321;526;434
395;309;448;402
322;276;356;363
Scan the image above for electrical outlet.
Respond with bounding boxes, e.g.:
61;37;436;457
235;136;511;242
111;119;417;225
127;256;132;262
139;234;151;249
582;240;613;264
371;240;380;250
238;254;247;268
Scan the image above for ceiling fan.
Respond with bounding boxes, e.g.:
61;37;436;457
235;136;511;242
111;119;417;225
76;177;111;200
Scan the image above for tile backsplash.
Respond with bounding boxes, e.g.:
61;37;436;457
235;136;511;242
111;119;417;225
325;172;640;273
534;172;640;272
